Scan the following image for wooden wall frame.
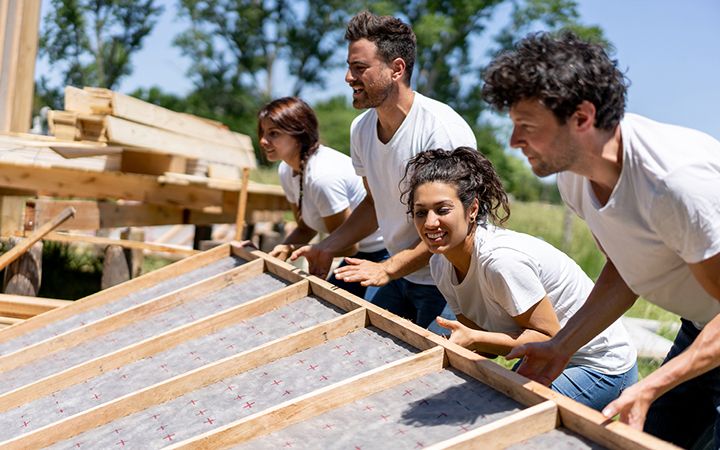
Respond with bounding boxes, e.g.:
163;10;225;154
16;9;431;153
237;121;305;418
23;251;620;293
0;242;677;449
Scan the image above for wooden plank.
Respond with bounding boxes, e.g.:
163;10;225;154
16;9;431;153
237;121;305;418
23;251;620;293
121;150;186;176
0;316;23;326
109;91;254;150
169;346;445;449
63;86;111;115
428;401;559;450
553;394;678;450
28;199;236;231
0;258;265;373
0;308;368;449
0;243;231;345
0;161;226;211
0;195;27;236
29;231;199;257
0;280;315;415
234;167;251;240
49;145;123;159
105;115;255;168
0;294;71;319
0;206;75;271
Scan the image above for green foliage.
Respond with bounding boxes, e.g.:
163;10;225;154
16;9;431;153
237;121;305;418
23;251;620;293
313;96;362;155
38;242;103;300
37;0;164;110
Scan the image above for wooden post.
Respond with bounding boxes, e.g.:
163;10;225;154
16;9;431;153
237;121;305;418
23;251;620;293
2;238;42;296
234;167;251;240
0;0;42;133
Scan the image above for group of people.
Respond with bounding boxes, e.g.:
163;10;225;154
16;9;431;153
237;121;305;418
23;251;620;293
252;10;720;449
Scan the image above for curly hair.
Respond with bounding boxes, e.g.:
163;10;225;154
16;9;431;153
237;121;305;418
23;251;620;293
257;97;320;216
345;11;416;85
482;31;628;130
401;147;510;226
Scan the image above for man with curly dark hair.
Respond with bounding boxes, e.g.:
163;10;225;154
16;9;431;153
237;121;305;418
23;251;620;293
292;11;476;330
483;31;720;448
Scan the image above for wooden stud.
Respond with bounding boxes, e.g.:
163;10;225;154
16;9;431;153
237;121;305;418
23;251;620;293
0;309;368;449
0;294;71;319
234;167;251;240
428;401;559;450
0;259;265;373
27;231;199;257
0;280;315;415
169;346;446;449
0;206;75;271
0;244;230;347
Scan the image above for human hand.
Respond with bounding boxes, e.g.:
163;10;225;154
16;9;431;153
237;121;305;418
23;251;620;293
268;244;293;261
333;257;391;286
435;316;477;347
505;340;570;386
601;381;657;429
290;244;334;279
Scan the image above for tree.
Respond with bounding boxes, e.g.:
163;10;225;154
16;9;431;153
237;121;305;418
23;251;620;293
37;0;163;109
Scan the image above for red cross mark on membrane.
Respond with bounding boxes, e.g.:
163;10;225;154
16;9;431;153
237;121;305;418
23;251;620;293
323;424;334;430
157;425;167;432
459;425;471;432
151;414;161;420
395;429;407;436
113;428;122;434
272;379;283;385
20;420;30;428
74;443;83;448
436;412;448;419
116;440;127;447
415;442;424;448
284;442;293;448
403;389;414;396
244;401;255;409
163;433;175;442
235;394;246;400
283;390;292;396
419;399;429;406
308;364;319;371
363;405;374;411
344;350;355;356
380;415;390;422
319;375;329;381
196;409;207;416
204;418;215;425
188;399;198;406
93;393;101;400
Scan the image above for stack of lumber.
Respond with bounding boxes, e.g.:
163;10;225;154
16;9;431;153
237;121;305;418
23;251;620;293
47;86;256;179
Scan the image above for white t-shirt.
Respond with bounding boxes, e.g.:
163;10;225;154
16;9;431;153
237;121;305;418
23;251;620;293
558;113;720;326
279;145;385;253
430;225;636;374
351;92;477;284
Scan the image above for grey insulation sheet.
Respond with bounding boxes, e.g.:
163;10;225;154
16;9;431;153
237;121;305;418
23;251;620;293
240;368;523;450
0;295;344;441
47;327;418;449
0;272;287;395
0;256;245;356
506;428;606;449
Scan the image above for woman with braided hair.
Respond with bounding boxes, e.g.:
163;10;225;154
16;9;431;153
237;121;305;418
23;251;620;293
257;97;387;299
402;147;637;411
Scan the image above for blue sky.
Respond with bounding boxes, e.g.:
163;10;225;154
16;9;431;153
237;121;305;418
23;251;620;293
38;0;720;139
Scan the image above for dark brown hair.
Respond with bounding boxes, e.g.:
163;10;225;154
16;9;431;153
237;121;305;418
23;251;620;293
402;147;510;225
345;11;416;85
482;31;628;130
257;97;320;215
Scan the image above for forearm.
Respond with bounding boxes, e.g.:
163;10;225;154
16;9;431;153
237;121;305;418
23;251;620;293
555;260;638;356
381;240;432;280
467;328;552;356
320;198;378;256
639;313;720;400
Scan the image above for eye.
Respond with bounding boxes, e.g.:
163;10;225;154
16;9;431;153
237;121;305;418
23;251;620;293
436;207;451;215
413;209;427;218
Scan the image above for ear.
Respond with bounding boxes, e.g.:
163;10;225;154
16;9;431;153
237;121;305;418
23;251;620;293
573;100;596;132
468;198;480;221
389;57;407;82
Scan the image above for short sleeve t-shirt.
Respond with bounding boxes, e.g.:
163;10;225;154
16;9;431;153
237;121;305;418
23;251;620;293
557;113;720;326
430;225;636;374
350;92;477;284
279;145;384;252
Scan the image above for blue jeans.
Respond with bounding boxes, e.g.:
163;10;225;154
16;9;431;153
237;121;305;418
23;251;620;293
327;248;389;301
551;363;638;412
644;319;720;449
370;277;448;329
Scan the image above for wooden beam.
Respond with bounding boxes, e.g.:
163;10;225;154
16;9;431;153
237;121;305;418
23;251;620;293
234;167;251;240
0;309;368;449
27;199;236;231
0;0;41;133
428;401;559;449
169;346;445;449
0;207;75;271
0;244;231;346
105;115;255;168
0;316;23;326
0;161;226;211
0;294;71;319
0;280;316;415
24;231;199;257
0;259;266;373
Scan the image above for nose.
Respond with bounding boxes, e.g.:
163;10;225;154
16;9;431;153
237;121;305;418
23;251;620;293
424;211;440;228
509;127;524;149
259;135;269;148
345;67;354;84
